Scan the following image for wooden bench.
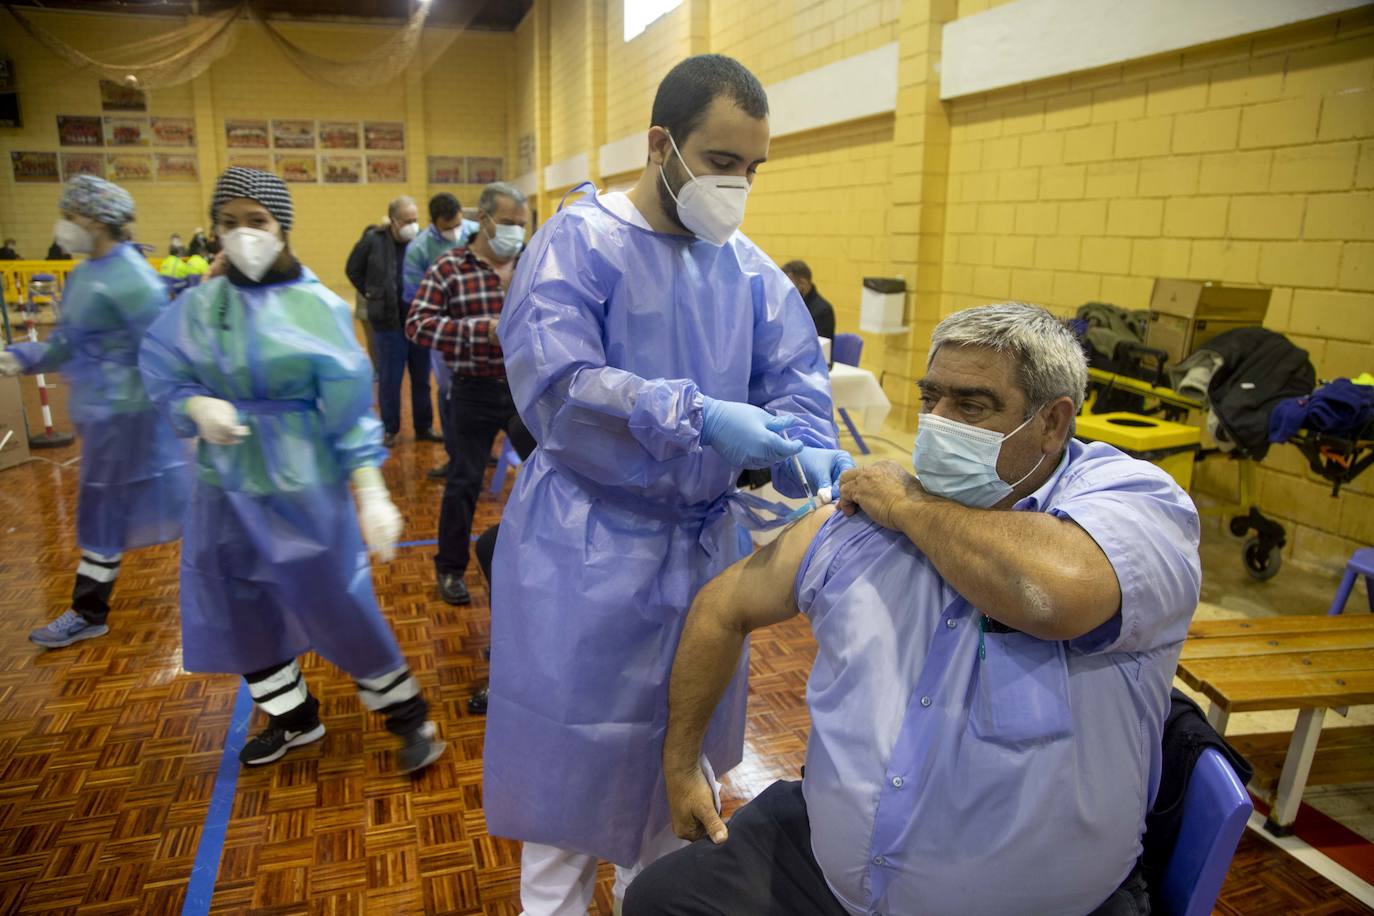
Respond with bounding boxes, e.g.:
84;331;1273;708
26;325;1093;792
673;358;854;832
1177;614;1374;835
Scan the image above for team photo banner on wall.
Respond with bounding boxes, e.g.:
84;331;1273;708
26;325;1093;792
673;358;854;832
225;120;269;148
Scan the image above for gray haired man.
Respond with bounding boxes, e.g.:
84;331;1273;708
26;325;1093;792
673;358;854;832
406;182;530;606
632;302;1199;916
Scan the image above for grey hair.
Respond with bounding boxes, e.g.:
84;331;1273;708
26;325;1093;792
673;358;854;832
387;195;416;220
929;302;1088;419
479;181;526;215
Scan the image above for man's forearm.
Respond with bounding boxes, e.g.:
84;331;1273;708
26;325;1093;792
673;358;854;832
664;578;747;778
894;499;1117;639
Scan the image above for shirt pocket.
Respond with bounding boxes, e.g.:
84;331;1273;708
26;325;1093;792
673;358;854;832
971;630;1073;749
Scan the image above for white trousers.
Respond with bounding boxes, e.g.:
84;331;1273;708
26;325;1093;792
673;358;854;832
518;758;719;916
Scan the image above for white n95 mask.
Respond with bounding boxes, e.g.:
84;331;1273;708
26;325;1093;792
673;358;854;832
221;227;284;282
912;410;1046;508
660;132;750;246
397;221;419;242
54;218;95;255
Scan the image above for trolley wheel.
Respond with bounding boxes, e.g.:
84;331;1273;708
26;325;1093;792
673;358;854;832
1229;516;1251;538
1242;537;1282;581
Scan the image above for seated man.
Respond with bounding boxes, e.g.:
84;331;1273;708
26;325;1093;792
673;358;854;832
625;302;1200;916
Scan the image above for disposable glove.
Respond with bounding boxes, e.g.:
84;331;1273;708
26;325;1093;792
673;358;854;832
774;447;856;499
351;466;403;562
699;397;803;470
185;396;249;445
0;352;21;377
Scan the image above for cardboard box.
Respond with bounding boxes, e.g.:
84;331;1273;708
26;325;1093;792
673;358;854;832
0;375;32;471
1146;279;1271;367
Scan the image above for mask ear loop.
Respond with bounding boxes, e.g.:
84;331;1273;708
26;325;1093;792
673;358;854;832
1004;404;1051;491
658;130;697;206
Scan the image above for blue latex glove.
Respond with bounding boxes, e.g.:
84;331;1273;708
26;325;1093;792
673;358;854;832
773;447;856;499
700;397;803;469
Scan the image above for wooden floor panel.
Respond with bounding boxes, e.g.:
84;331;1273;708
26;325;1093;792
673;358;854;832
1;421;1370;914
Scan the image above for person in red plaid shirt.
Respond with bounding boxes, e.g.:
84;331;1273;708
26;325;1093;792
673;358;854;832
406;181;530;606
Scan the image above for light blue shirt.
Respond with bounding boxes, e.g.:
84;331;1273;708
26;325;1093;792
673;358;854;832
795;439;1201;916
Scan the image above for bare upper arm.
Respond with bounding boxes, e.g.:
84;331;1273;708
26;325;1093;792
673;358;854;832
701;504;836;634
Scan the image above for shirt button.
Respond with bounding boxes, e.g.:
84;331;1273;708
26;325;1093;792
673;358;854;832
920;695;932;707
873;855;885;866
891;776;904;788
945;618;956;629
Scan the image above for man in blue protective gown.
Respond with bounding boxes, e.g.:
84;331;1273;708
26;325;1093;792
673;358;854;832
485;55;855;915
1;175;190;649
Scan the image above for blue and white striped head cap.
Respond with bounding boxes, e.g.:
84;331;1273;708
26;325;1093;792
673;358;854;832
211;167;294;231
60;174;135;227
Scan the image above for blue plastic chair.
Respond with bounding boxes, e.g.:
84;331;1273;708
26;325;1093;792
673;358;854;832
1328;547;1374;615
488;436;523;495
1158;747;1253;916
831;333;863;367
829;333;869;454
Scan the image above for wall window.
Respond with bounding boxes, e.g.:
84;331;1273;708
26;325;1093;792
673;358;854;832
624;0;682;41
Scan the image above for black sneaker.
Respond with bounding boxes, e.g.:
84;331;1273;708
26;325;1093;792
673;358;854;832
415;429;445;443
382;432;398;448
239;721;325;766
397;721;447;774
467;684;488;715
427;462;449;480
438;574;470;606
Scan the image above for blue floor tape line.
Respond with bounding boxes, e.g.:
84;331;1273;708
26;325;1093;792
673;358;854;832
395;538;438;548
182;681;254;916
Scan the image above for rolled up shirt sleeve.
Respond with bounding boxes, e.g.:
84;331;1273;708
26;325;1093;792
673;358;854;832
1052;463;1202;656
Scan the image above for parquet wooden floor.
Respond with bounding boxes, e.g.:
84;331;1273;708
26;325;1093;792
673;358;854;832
0;402;1370;914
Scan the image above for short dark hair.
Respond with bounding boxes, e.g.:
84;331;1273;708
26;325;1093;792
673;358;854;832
781;260;811;280
429;192;461;222
650;54;768;143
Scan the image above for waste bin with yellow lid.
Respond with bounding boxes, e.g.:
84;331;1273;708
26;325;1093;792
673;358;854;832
1076;412;1201;491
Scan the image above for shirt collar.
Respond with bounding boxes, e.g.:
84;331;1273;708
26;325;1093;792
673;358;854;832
1011;441;1076;513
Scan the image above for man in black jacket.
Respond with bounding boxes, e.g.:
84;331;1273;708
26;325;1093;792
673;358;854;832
783;259;836;341
346;196;442;449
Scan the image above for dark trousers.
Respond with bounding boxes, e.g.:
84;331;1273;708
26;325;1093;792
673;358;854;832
625;780;1152;916
436;376;516;578
374;329;434;435
475;525;499;583
72;551;122;625
434;356;455;459
243;659;428;737
624;780;849;916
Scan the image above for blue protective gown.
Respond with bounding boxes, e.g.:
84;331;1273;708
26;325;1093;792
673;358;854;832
138;267;404;679
485;189;836;865
7;242;189;556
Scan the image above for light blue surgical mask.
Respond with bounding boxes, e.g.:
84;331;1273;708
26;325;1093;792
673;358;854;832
488;222;525;260
912;408;1047;508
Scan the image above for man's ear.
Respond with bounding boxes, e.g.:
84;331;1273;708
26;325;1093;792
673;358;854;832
646;126;671;167
1043;396;1076;452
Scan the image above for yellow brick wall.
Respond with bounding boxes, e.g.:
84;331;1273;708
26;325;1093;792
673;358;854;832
604;0;692;152
547;0;591;166
511;12;540;181
711;0;899;85
740;113;896;357
420;28;513;216
938;9;1374;570
0;12;199;266
0;12;512;298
